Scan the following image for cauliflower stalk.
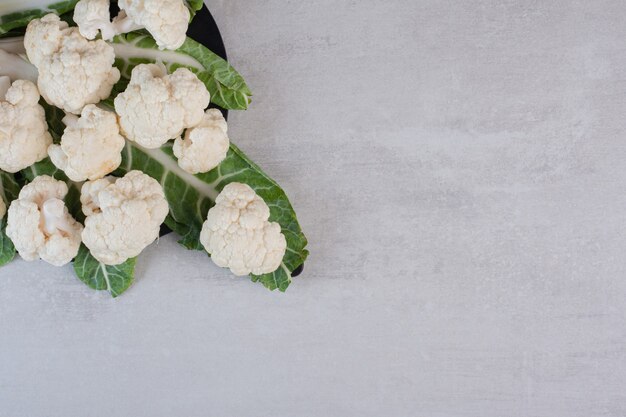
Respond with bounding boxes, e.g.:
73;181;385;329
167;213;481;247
114;63;210;148
48;104;126;182
0;77;52;173
0;49;38;84
74;0;190;50
173;109;229;174
24;13;120;114
6;176;83;266
81;171;169;265
200;182;287;276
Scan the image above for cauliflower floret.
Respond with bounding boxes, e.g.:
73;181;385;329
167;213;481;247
0;78;52;173
114;63;209;148
80;171;169;265
48;105;126;182
6;176;83;266
200;182;286;276
24;14;121;114
74;0;118;40
173;109;229;174
117;0;190;50
80;176;114;217
74;0;189;50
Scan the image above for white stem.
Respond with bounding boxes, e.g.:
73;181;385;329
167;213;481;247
0;76;10;101
41;199;73;236
0;37;26;55
0;49;38;83
133;143;220;201
111;11;144;35
62;113;80;128
112;43;203;71
99;21;120;42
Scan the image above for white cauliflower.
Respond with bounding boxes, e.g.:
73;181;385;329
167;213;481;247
117;0;190;50
0;77;52;173
74;0;118;40
80;170;169;265
173;109;229;174
200;182;286;276
6;176;83;266
114;63;210;148
24;14;121;114
48;105;126;182
74;0;190;50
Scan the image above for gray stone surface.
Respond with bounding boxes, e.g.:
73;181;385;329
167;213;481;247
2;1;626;416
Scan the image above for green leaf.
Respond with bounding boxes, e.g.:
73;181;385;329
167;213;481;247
0;171;19;266
111;32;252;110
114;139;308;292
0;170;19;207
0;216;15;266
22;154;66;183
186;0;204;17
74;244;137;297
0;0;79;36
42;100;66;143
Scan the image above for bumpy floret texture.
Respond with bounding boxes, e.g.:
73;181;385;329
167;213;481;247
200;182;286;276
24;14;121;114
114;63;210;148
80;171;169;265
0;78;52;173
48;105;126;182
173;109;229;174
118;0;190;50
6;176;83;266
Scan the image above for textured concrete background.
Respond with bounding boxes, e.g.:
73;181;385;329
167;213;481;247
2;1;626;416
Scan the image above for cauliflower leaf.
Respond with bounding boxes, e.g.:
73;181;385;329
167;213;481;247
0;0;79;36
111;32;252;110
0;171;19;266
0;216;15;266
116;140;308;292
186;0;204;14
74;244;137;297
